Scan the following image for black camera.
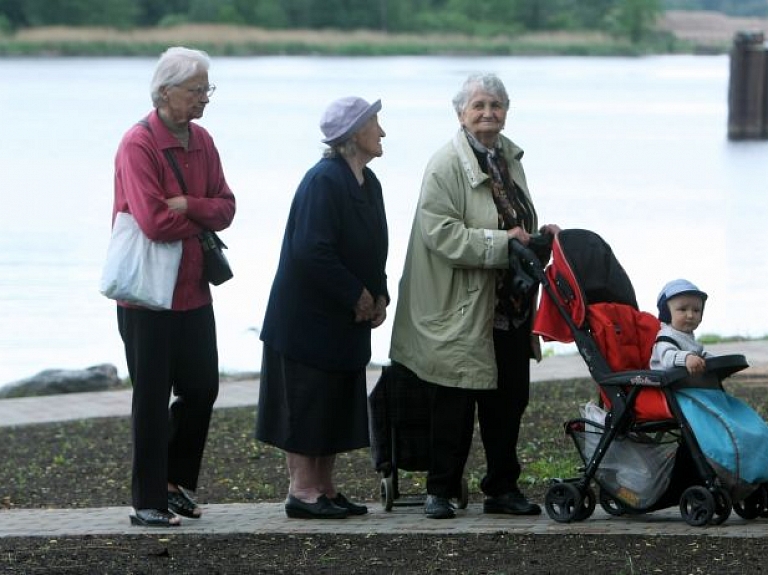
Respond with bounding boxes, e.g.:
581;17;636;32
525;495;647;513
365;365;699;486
507;233;552;300
509;250;537;299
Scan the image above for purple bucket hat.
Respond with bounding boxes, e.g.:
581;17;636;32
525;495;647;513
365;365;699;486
320;96;381;146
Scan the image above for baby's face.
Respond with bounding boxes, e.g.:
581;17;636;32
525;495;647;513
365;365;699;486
668;294;704;334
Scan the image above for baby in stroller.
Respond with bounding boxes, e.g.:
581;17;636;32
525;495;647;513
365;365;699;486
525;228;768;526
651;279;768;509
651;279;712;375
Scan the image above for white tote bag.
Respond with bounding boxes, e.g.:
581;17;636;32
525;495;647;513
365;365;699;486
99;212;182;310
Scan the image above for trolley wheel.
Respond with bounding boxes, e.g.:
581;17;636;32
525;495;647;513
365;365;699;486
734;485;768;520
679;485;715;527
574;485;596;521
380;475;394;512
457;478;469;509
544;481;584;523
709;488;732;525
598;488;627;516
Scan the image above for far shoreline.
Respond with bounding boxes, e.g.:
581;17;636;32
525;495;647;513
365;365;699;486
0;20;739;58
3;10;768;58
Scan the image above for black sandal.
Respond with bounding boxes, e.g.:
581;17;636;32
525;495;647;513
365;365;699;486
129;509;180;527
168;487;201;519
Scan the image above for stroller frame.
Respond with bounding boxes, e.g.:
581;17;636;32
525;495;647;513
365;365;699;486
516;228;766;527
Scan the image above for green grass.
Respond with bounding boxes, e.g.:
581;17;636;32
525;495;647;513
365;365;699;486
698;333;768;345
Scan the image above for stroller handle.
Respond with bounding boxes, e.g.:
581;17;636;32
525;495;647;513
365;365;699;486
508;232;553;283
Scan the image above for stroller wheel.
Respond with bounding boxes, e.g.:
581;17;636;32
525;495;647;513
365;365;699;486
574;485;596;521
709;488;732;525
679;486;715;527
544;481;584;523
734;485;768;520
598;488;627;517
380;476;394;512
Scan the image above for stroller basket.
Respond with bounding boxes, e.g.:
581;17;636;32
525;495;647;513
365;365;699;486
567;417;677;509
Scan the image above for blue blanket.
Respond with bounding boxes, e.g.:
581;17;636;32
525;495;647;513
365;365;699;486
676;388;768;488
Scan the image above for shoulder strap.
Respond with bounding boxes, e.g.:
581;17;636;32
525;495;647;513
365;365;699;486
136;117;188;195
655;335;681;348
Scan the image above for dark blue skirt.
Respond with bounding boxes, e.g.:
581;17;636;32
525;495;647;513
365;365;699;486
255;344;370;456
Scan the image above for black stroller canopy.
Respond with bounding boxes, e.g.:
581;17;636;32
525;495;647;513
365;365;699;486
557;229;638;309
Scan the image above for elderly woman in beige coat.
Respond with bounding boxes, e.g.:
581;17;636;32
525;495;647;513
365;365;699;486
389;72;559;519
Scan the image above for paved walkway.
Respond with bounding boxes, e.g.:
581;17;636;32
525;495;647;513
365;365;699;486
3;502;768;538
2;340;768;538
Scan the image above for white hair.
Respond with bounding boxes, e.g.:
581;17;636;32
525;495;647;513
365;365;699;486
322;139;358;160
150;46;211;107
452;72;510;115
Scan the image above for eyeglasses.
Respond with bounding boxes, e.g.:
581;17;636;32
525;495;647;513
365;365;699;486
184;84;216;98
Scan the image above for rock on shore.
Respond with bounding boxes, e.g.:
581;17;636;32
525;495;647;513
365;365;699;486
0;364;124;399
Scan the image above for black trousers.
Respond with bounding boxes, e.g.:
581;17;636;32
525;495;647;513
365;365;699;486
117;304;219;510
425;327;531;498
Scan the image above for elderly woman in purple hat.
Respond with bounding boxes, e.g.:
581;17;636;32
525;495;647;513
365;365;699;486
257;96;388;519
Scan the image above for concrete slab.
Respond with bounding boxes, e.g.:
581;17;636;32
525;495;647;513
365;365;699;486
2;503;767;539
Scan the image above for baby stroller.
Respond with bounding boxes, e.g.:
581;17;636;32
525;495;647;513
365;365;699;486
368;363;469;511
513;228;768;527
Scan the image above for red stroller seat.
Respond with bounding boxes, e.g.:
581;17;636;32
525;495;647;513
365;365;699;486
587;302;673;421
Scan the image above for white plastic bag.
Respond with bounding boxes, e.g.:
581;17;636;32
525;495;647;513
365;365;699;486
599;435;677;508
581;401;606;431
580;401;607;460
99;212;182;310
578;400;677;508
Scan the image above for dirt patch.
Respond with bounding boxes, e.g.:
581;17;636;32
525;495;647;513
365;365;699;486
2;532;766;574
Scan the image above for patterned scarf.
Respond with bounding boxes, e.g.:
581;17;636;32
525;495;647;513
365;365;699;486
465;129;534;329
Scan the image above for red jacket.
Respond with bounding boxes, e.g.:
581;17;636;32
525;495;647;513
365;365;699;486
112;110;236;310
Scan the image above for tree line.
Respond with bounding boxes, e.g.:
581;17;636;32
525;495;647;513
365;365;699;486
0;0;764;41
664;0;768;18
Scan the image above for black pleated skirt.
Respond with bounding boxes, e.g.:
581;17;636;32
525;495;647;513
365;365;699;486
255;344;370;456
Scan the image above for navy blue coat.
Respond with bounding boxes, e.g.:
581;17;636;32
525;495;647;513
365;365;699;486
261;157;389;371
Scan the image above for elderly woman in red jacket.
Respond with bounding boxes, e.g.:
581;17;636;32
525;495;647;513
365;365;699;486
112;46;235;527
257;96;388;519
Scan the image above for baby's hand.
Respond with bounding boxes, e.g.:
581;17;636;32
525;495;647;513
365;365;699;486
685;354;706;375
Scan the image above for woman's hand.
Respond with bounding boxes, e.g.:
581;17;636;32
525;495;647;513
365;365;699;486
539;224;561;236
166;196;188;214
506;226;530;245
371;296;387;329
354;288;375;323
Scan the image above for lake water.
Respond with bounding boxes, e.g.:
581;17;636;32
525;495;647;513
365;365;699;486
0;54;766;387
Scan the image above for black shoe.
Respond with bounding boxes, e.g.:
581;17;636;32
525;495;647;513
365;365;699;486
332;492;368;515
129;508;181;527
285;494;348;519
483;489;542;516
168;487;201;519
424;494;455;519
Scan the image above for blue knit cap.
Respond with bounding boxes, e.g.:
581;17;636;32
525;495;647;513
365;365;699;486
656;279;708;324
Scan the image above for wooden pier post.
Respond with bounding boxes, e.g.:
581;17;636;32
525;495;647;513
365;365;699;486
727;31;766;140
765;44;768;138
